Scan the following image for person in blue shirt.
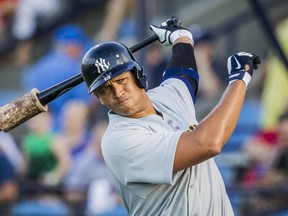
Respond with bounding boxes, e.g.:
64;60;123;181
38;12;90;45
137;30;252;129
21;24;94;131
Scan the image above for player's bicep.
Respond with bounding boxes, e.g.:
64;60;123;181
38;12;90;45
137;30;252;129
173;130;219;172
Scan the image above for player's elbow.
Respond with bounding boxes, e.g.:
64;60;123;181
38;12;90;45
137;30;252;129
174;133;223;172
195;127;225;157
207;141;222;156
197;133;223;156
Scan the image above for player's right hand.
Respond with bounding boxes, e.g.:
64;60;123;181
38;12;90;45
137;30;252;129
227;52;261;87
149;16;193;46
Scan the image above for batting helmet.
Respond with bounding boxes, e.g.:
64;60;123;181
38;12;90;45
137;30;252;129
81;41;147;93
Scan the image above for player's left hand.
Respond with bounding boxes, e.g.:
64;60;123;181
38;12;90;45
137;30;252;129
150;16;193;46
227;52;261;87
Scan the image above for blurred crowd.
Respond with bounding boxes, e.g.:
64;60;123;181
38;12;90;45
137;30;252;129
0;0;288;215
0;1;134;215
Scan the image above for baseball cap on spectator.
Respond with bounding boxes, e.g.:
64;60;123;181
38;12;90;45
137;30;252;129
53;24;87;45
53;24;94;52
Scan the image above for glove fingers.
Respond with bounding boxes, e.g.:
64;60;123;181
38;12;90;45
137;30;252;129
161;22;167;27
149;25;162;38
166;16;183;28
253;56;261;69
149;24;168;44
149;24;157;31
149;16;192;46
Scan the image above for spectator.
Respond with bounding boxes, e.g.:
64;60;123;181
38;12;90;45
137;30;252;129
21;111;70;186
0;132;25;175
21;24;94;131
190;24;226;120
240;106;288;186
11;0;70;66
95;0;138;45
0;149;18;215
13;111;71;216
0;133;20;215
0;0;18;52
267;110;288;184
144;42;168;89
60;117;127;215
239;108;288;214
240;129;278;187
55;100;92;213
191;24;226;97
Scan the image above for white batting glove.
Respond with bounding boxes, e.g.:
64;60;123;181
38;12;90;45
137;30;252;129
150;16;193;46
227;52;261;87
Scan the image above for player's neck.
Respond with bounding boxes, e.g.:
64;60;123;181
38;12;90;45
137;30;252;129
129;103;156;118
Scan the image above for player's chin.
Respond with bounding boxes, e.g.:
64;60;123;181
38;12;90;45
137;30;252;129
117;105;137;117
112;99;136;116
119;99;133;109
111;103;128;114
115;109;133;117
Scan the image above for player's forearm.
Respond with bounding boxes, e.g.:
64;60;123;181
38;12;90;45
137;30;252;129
168;41;197;71
174;81;246;172
197;80;246;149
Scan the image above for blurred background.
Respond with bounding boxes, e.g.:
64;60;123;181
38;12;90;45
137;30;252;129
0;0;288;215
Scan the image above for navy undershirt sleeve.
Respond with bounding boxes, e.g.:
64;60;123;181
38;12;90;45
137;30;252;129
162;43;199;102
168;43;198;71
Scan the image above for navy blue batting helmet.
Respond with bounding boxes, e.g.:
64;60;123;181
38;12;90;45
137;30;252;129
81;41;147;93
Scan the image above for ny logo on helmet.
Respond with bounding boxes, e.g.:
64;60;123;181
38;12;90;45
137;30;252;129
103;72;112;81
95;58;110;73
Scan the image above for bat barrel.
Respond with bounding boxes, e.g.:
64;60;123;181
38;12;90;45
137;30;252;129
0;88;48;132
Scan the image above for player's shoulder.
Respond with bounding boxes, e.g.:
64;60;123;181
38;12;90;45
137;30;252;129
148;78;190;100
149;77;186;92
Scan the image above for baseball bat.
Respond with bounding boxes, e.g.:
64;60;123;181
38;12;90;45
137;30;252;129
0;34;158;132
0;16;182;132
38;16;182;105
38;33;159;105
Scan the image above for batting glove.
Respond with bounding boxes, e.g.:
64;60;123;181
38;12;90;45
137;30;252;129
149;16;193;46
227;52;261;87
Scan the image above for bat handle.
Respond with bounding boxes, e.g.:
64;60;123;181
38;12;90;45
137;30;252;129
38;73;83;105
130;34;158;53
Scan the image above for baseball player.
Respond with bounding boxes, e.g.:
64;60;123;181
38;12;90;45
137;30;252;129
81;17;261;215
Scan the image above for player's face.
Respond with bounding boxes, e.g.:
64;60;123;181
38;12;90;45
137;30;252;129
93;71;148;117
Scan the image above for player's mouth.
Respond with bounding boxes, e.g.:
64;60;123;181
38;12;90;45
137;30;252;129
118;98;130;106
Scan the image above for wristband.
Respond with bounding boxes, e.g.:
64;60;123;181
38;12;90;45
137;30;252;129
170;29;194;45
228;70;251;87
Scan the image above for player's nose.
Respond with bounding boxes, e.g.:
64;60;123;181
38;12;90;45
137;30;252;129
112;84;124;99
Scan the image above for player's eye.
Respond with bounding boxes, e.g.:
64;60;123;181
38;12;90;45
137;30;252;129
98;86;111;95
116;78;126;84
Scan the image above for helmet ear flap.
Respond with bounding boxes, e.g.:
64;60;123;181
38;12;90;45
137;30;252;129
132;67;148;89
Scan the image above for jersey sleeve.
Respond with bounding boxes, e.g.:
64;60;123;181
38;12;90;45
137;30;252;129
102;123;182;187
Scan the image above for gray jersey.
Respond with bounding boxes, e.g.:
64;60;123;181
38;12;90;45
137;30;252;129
102;78;234;216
